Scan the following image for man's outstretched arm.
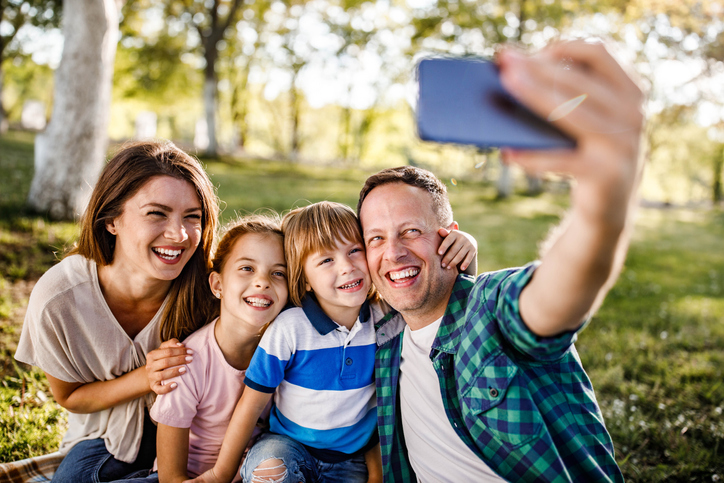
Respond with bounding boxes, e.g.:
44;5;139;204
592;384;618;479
498;41;645;337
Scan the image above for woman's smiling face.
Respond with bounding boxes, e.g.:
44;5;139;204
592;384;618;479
106;175;203;283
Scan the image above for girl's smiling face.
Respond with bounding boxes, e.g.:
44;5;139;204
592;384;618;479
303;237;370;326
210;233;288;331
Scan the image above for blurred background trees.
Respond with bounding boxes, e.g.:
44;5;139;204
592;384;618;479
0;0;60;133
0;0;722;218
28;0;121;220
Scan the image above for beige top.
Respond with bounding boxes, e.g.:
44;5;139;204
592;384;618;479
15;254;165;463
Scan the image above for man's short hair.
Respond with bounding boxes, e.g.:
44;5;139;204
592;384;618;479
357;166;453;227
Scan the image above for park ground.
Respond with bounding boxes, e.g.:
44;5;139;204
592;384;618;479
1;131;723;481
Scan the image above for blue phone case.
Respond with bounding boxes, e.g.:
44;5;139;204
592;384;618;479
416;57;576;150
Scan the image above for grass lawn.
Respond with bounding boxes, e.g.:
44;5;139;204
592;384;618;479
1;131;723;481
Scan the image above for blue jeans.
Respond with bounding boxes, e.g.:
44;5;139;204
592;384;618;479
240;433;368;483
52;412;157;483
107;471;159;483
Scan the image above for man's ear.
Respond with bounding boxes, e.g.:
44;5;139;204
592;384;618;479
450;221;459;231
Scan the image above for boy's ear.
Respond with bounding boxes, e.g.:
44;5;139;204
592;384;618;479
209;272;222;298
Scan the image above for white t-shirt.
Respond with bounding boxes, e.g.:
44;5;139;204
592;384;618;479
15;255;164;463
151;319;266;482
399;318;506;483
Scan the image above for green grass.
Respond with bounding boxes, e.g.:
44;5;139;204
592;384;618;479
1;131;723;480
0;368;67;462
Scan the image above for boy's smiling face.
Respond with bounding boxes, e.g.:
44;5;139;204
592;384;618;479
303;237;371;328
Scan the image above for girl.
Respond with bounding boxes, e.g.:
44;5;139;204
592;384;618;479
189;201;476;483
15;141;219;483
114;213;288;483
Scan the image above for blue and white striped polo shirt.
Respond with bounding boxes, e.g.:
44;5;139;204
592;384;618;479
244;296;380;458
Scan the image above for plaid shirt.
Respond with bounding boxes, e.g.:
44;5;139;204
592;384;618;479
374;264;623;482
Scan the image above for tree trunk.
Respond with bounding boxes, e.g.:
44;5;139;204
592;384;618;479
202;40;219;157
338;106;351;161
290;81;301;160
714;144;723;203
0;68;7;134
231;61;250;150
197;0;243;158
354;108;376;163
203;74;218;157
497;161;513;199
519;0;543;196
28;0;119;220
525;173;543;195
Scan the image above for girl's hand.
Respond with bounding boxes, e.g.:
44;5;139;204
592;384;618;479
438;227;477;275
183;469;224;483
146;338;194;395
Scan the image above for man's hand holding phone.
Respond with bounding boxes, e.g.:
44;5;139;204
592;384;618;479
496;41;645;221
417;40;644;220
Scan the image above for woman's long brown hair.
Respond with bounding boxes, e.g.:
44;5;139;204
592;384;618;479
70;140;219;341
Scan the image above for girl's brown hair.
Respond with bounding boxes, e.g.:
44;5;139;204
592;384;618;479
70;140;220;341
281;201;375;307
209;212;285;321
211;212;284;274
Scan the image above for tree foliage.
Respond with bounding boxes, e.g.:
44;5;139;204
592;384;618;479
0;0;60;64
0;0;61;131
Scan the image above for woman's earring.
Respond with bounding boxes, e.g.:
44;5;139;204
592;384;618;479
215;292;221;299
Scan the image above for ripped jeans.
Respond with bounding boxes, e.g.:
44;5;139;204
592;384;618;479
240;433;367;483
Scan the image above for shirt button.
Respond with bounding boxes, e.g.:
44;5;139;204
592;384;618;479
345;358;353;366
489;388;499;398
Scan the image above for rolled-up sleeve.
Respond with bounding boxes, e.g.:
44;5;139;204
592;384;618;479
475;262;586;361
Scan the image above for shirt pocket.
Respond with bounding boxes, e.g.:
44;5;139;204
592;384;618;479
460;352;544;450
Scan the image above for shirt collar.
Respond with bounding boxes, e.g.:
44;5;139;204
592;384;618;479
433;274;475;354
301;295;371;336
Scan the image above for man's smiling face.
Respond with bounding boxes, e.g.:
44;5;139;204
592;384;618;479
359;182;457;328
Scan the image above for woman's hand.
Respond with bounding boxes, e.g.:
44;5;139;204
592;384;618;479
146;338;194;395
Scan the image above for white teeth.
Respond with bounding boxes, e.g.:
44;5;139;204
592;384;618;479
154;248;182;260
245;297;271;307
339;280;362;290
390;269;420;281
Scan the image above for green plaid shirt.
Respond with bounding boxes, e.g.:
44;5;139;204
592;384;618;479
374;264;623;482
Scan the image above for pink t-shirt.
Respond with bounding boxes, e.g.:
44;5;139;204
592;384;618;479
151;319;265;482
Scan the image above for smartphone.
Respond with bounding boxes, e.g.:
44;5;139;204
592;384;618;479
416;56;576;150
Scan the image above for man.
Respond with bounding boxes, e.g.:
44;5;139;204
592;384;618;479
357;40;643;482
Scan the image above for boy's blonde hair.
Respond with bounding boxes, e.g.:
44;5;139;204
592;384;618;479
282;201;375;307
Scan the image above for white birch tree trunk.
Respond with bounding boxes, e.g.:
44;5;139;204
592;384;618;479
0;69;7;134
203;77;218;157
497;162;513;199
28;0;119;220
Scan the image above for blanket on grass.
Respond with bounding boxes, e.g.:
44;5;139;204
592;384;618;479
0;452;63;483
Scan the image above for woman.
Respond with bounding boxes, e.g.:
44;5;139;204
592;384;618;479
15;141;220;483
